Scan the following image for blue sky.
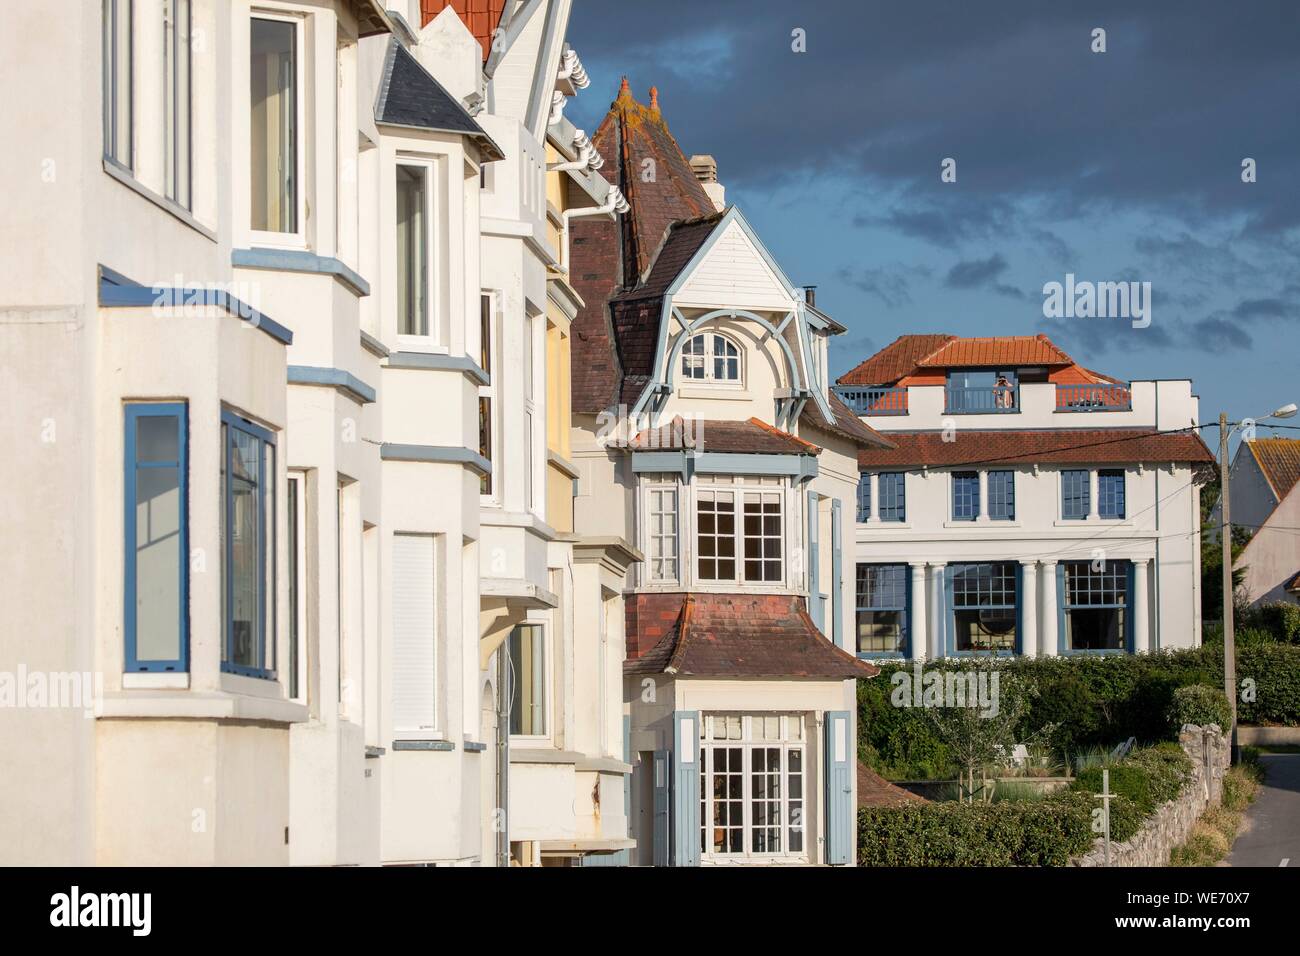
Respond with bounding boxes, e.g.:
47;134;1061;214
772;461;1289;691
566;0;1300;451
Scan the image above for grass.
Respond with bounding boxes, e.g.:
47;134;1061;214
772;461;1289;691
1168;754;1264;867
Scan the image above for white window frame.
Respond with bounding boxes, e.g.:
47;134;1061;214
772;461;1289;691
680;330;744;387
694;476;786;587
699;713;807;862
248;10;307;249
393;154;443;350
643;480;680;584
287;470;307;704
391;531;440;738
163;0;192;208
507;621;551;742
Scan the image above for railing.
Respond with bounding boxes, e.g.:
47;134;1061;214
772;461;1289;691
833;385;908;416
1056;383;1132;412
944;385;1019;414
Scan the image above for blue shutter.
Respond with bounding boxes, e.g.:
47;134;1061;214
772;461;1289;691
823;710;853;865
1056;563;1067;654
942;565;955;658
652;749;669;867
807;491;821;630
671;711;700;866
1125;561;1136;653
831;500;843;649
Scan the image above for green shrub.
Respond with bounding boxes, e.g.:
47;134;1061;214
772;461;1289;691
1238;602;1300;643
857;791;1094;866
1167;685;1232;735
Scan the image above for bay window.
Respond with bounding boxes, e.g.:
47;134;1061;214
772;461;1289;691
395;163;429;336
699;714;805;859
1063;560;1130;652
950;562;1017;654
250;15;299;234
124;403;187;671
696;478;784;585
220;410;277;678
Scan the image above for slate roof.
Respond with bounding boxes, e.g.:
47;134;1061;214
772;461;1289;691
623;593;879;680
630;417;822;456
857;428;1215;469
374;38;504;160
802;392;897;450
419;0;505;61
1245;438;1300;502
840;334;1086;387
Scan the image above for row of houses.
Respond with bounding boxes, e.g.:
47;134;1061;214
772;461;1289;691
0;0;1218;867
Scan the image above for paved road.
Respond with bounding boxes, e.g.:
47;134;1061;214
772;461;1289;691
1227;754;1300;867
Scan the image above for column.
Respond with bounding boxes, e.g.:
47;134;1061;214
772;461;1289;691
977;470;989;522
909;563;928;662
1132;558;1151;654
869;474;879;521
1039;560;1058;657
1088;470;1100;519
929;562;946;659
1019;561;1038;658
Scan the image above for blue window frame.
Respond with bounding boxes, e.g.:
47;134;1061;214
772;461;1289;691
1062;469;1090;519
221;410;277;679
988;470;1015;520
1061;560;1131;653
124;403;188;672
856;472;871;522
1098;469;1126;519
952;471;979;520
856;564;909;657
877;472;905;522
949;562;1018;655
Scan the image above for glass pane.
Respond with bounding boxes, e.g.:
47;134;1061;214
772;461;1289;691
220;423;227;663
288;477;298;698
230;428;260;668
396;165;428;335
137;413;180;462
135;462;181;663
250;17;296;232
509;624;545;735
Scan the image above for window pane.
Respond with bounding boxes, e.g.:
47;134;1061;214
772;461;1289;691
856;564;907;654
135;457;181;663
951;562;1017;653
479;397;492;495
250;17;296;232
1062;469;1089;519
988;470;1015;520
230;428;261;668
137;414;179;461
878;472;905;521
508;624;546;735
104;0;134;167
288;476;299;699
164;0;191;206
856;473;870;522
480;294;492;372
396;165;428;336
952;471;979;520
1099;469;1125;519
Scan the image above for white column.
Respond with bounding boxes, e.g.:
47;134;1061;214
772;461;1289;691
869;474;879;521
1040;561;1058;657
929;562;946;659
1132;558;1151;654
909;563;928;662
1019;561;1038;658
1088;470;1100;519
977;470;989;521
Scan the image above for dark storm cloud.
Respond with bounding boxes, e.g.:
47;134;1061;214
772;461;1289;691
568;0;1300;231
944;254;1026;299
835;264;929;309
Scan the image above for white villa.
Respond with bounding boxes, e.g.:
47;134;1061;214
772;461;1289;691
837;335;1215;661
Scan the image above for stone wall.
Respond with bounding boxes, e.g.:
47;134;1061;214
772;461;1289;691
1072;725;1230;867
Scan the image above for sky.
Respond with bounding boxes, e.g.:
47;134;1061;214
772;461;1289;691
565;0;1300;453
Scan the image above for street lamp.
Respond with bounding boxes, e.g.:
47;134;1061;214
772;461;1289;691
1219;402;1297;761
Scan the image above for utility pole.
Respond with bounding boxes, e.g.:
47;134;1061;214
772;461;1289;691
1219;412;1237;763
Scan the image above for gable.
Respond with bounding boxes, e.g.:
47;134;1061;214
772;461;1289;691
672;218;794;310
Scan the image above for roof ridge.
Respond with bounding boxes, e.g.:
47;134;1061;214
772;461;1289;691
665;594;694;675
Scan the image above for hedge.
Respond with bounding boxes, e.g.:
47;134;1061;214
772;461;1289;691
858;743;1194;864
859;645;1300;779
1167;685;1231;736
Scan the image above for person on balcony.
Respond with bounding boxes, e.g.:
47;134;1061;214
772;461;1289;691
994;374;1014;409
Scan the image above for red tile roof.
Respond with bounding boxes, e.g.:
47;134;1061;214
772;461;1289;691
1246;438;1300;502
857;428;1215;469
630;417;821;456
624;592;879;680
858;762;927;807
839;334;1093;387
420;0;505;62
1284;570;1300;594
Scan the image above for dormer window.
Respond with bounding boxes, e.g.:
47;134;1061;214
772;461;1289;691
681;332;741;385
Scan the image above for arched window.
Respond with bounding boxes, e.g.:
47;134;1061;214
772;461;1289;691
681;332;741;384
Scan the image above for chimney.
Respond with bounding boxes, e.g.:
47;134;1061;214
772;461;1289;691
803;286;817;308
688;154;726;212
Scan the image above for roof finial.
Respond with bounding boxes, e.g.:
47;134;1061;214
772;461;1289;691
649;86;659;111
618;75;631;98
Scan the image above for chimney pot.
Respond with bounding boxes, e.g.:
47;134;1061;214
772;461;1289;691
803;285;817;307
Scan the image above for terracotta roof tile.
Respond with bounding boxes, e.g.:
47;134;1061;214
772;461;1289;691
419;0;505;62
858;762;927;807
857;428;1215;469
838;334;954;386
1246;438;1300;502
839;334;1082;387
801;392;897;450
624;592;879;680
630;417;820;456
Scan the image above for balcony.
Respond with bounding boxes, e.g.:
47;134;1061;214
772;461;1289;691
833;385;908;415
944;385;1019;414
1055;383;1132;412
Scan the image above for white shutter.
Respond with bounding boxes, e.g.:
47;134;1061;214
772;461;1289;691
392;533;436;731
